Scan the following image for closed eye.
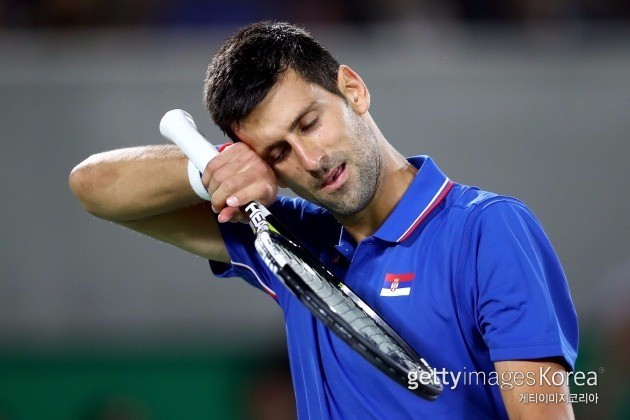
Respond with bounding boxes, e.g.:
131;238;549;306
301;117;319;133
268;143;290;165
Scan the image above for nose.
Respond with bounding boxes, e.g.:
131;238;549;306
292;139;326;173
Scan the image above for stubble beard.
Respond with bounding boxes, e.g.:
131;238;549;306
296;105;382;217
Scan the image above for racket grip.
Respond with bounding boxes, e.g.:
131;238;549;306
159;109;219;172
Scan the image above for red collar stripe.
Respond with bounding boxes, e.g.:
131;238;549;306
396;178;454;243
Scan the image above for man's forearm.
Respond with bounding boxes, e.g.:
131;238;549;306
495;360;574;419
69;144;201;222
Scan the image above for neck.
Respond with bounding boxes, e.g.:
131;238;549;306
337;140;417;244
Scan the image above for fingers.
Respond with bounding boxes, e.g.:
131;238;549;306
211;169;277;209
217;206;247;224
200;142;278;223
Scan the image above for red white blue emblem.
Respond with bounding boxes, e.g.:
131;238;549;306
380;273;414;297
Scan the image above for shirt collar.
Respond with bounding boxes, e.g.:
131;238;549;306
335;156;453;258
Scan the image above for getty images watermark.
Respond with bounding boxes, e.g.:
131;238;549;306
408;367;602;404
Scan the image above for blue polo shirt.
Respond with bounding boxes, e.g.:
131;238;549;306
210;156;578;419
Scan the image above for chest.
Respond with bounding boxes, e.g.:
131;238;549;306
344;238;458;346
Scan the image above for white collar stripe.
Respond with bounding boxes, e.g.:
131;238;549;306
396;178;452;243
231;261;277;299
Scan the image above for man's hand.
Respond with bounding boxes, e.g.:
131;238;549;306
495;359;574;419
202;142;278;223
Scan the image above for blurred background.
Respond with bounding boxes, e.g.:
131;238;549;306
1;0;629;418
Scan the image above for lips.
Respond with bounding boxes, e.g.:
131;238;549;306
321;163;346;190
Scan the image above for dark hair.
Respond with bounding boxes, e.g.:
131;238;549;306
203;21;342;141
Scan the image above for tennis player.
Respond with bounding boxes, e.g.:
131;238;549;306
70;22;578;419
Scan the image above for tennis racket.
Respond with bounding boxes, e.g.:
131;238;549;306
159;109;443;400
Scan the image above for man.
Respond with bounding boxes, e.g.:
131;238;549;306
70;21;578;418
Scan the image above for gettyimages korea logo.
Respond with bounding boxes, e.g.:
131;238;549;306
408;366;603;405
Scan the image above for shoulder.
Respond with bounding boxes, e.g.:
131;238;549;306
445;183;527;212
444;183;542;231
446;184;554;279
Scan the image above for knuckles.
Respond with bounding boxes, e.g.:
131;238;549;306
202;142;278;210
258;181;277;206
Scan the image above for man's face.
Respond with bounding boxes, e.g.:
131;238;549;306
233;69;382;217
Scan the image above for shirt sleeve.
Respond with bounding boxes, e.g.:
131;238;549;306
209;220;281;301
464;198;578;369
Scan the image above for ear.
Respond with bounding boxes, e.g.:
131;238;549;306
337;65;370;115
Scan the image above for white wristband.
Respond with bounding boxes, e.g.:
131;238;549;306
187;159;211;201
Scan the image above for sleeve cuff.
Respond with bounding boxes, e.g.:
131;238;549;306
489;342;577;371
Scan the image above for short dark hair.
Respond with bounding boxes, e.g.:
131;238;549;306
203;21;342;141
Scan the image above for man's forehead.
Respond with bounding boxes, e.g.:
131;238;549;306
251;71;320;120
233;72;326;145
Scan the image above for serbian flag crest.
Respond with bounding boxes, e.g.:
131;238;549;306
380;272;415;297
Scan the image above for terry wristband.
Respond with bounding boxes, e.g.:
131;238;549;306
187;159;211;201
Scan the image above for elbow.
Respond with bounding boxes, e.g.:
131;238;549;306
69;157;118;220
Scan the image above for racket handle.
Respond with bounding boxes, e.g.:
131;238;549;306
159;109;219;172
159;109;294;239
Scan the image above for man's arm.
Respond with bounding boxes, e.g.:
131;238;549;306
495;359;574;419
69;142;278;262
69;144;230;262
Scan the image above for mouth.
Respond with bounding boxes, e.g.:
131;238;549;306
320;163;347;191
